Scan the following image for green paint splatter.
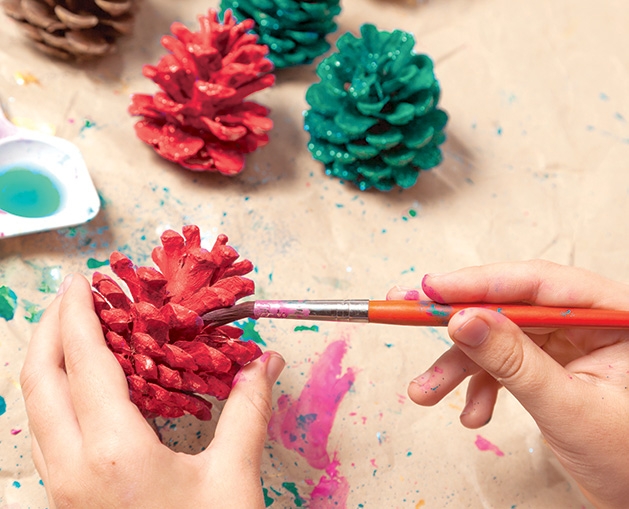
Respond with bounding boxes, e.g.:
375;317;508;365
235;318;267;346
294;325;319;332
86;257;110;269
0;286;18;321
409;209;417;217
22;300;44;323
282;482;306;507
38;265;62;293
262;487;274;507
80;118;96;135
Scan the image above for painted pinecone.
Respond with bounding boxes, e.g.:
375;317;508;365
2;0;135;60
220;0;341;68
304;24;448;191
91;225;262;421
128;9;274;175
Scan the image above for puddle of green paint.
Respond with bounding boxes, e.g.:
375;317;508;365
0;166;61;218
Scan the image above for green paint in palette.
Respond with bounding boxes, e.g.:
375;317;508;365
0;166;62;218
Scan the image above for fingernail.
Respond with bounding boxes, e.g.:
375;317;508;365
404;289;420;301
57;274;74;295
265;353;285;383
453;317;490;347
422;274;445;302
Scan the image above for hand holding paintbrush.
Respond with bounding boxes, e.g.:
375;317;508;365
396;262;629;509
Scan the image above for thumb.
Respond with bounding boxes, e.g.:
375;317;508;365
448;309;579;426
210;352;285;469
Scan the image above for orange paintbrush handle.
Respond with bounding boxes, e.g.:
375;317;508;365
367;300;629;328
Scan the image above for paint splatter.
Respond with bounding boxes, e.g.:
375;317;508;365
86;257;110;269
10;428;21;435
282;482;306;507
37;265;62;293
309;460;350;509
0;395;6;415
79;118;97;135
270;340;355;469
270;340;355;507
415;500;426;508
14;71;40;86
475;435;504;456
294;325;319;332
12;481;21;488
235;318;267;346
23;300;44;323
0;286;18;321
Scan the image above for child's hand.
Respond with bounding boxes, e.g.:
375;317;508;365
21;274;284;509
389;260;629;509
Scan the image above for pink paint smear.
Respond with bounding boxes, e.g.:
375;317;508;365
475;435;504;457
269;340;355;508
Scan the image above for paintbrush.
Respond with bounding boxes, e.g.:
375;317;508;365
202;299;629;328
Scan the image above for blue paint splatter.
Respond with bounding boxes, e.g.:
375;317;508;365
0;395;6;415
12;481;21;488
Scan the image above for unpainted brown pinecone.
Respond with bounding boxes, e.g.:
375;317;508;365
2;0;136;60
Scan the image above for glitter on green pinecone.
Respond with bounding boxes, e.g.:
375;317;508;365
303;24;449;191
220;0;341;68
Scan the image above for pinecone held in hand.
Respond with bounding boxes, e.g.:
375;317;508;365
2;0;135;60
92;225;262;421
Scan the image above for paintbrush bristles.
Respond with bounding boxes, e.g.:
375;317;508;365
202;301;256;326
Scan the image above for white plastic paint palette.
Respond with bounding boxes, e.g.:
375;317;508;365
0;108;100;238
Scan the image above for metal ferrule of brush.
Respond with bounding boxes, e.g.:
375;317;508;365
254;300;370;322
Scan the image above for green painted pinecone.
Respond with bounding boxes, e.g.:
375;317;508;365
220;0;340;68
304;24;448;191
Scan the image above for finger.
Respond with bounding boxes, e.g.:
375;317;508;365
386;285;430;301
59;274;146;436
31;436;57;509
30;434;48;485
408;345;481;406
210;352;285;472
21;285;81;462
422;260;629;308
459;371;501;429
448;308;589;429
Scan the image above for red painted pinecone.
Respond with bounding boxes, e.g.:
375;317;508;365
92;225;262;420
128;9;275;175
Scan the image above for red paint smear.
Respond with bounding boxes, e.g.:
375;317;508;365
309;459;350;509
269;340;355;469
475;435;504;456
